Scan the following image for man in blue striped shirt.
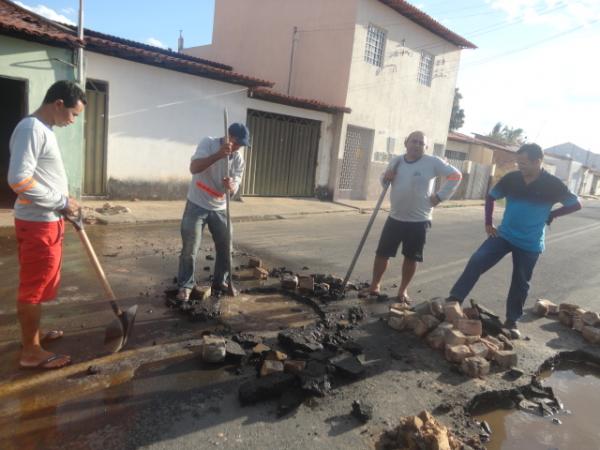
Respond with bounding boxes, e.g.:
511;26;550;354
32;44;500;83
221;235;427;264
446;143;582;338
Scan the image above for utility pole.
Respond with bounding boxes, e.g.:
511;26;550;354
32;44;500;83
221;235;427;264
77;0;84;84
287;26;299;96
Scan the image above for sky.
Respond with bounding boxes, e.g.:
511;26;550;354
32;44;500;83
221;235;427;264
13;0;600;153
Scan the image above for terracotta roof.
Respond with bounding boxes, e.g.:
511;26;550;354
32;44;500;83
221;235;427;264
448;131;479;145
378;0;476;49
249;88;351;114
0;0;80;48
74;27;233;71
79;28;273;88
472;133;518;152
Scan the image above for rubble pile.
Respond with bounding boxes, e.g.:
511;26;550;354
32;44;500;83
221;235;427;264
194;307;367;415
377;410;470;450
534;299;600;344
387;299;518;378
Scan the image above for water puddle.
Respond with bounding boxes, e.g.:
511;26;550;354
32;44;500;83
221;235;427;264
474;354;600;450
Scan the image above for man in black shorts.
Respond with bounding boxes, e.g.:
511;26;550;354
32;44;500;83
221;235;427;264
364;131;462;303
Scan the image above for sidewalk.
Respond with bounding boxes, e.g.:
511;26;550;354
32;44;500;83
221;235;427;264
0;196;484;228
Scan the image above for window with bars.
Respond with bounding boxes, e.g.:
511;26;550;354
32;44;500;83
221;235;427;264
418;51;434;86
364;24;386;67
444;150;467;161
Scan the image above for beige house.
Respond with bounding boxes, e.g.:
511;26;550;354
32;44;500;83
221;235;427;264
186;0;476;200
446;132;494;165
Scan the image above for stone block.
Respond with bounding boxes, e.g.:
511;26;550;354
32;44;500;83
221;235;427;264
534;299;559;316
582;326;600;344
281;274;299;290
558;310;574;328
283;360;306;374
583;311;600;327
201;335;226;363
445;344;473;363
248;256;262;268
330;353;365;379
390;303;411;315
252;343;271;355
388;315;407;331
469;341;489;359
426;325;448;350
463;307;480;320
298;275;315;293
265;350;288;361
559;303;581;313
443;301;464;324
455;318;483;337
191;285;212;301
444;328;467;346
480;337;501;359
497;334;514;350
238;373;296;405
413;314;441;337
253;267;269;280
260;360;284;377
572;316;585;332
460;356;490;378
493;349;518;369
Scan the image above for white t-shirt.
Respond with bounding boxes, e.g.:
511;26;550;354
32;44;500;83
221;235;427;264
8;117;69;222
186;137;245;211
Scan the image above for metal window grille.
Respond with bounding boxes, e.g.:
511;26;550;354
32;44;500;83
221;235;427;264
444;150;468;161
386;137;396;155
433;143;445;157
417;51;434;86
364;24;386;67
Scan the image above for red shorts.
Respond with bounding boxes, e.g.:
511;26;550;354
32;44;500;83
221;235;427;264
15;218;64;304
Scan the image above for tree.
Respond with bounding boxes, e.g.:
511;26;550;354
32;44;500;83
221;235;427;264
449;88;465;131
487;122;525;145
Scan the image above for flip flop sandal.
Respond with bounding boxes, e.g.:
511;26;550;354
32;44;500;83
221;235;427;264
20;353;71;370
41;329;64;343
358;289;380;299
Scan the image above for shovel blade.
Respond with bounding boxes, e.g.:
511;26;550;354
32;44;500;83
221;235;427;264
104;304;138;353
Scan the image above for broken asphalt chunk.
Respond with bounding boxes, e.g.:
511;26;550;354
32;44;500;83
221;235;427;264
351;400;374;423
238;373;297;406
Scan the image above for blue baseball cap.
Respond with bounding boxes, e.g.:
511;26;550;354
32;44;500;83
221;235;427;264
228;123;250;146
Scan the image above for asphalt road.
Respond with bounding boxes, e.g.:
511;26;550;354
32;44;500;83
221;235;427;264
234;200;600;315
0;200;598;450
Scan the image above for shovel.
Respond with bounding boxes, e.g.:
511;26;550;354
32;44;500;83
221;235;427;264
64;208;137;352
222;108;237;297
340;158;402;294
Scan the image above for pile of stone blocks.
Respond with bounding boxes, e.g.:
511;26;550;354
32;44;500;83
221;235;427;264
534;298;600;344
377;410;467;450
388;299;517;378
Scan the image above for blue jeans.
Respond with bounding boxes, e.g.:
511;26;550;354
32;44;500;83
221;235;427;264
177;201;231;290
449;236;540;323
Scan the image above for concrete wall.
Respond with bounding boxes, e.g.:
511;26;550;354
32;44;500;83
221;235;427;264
446;139;493;165
0;36;84;197
85;52;336;199
185;0;358;106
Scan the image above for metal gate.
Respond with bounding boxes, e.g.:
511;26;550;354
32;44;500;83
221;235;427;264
242;109;321;196
338;125;374;199
465;162;492;199
83;80;108;195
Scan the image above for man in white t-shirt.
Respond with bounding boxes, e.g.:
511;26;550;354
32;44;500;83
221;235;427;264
176;123;249;301
364;131;462;304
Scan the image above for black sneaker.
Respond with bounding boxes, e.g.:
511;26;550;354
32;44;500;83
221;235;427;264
503;320;521;339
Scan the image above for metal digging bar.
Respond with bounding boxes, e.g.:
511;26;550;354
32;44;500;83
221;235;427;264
339;159;401;296
223;108;237;296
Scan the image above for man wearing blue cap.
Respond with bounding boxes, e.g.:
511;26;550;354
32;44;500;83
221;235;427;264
176;123;250;300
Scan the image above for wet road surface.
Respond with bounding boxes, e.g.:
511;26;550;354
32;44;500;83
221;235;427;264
0;200;599;449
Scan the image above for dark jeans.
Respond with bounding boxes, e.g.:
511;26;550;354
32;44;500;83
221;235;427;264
449;236;540;323
177;201;230;290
